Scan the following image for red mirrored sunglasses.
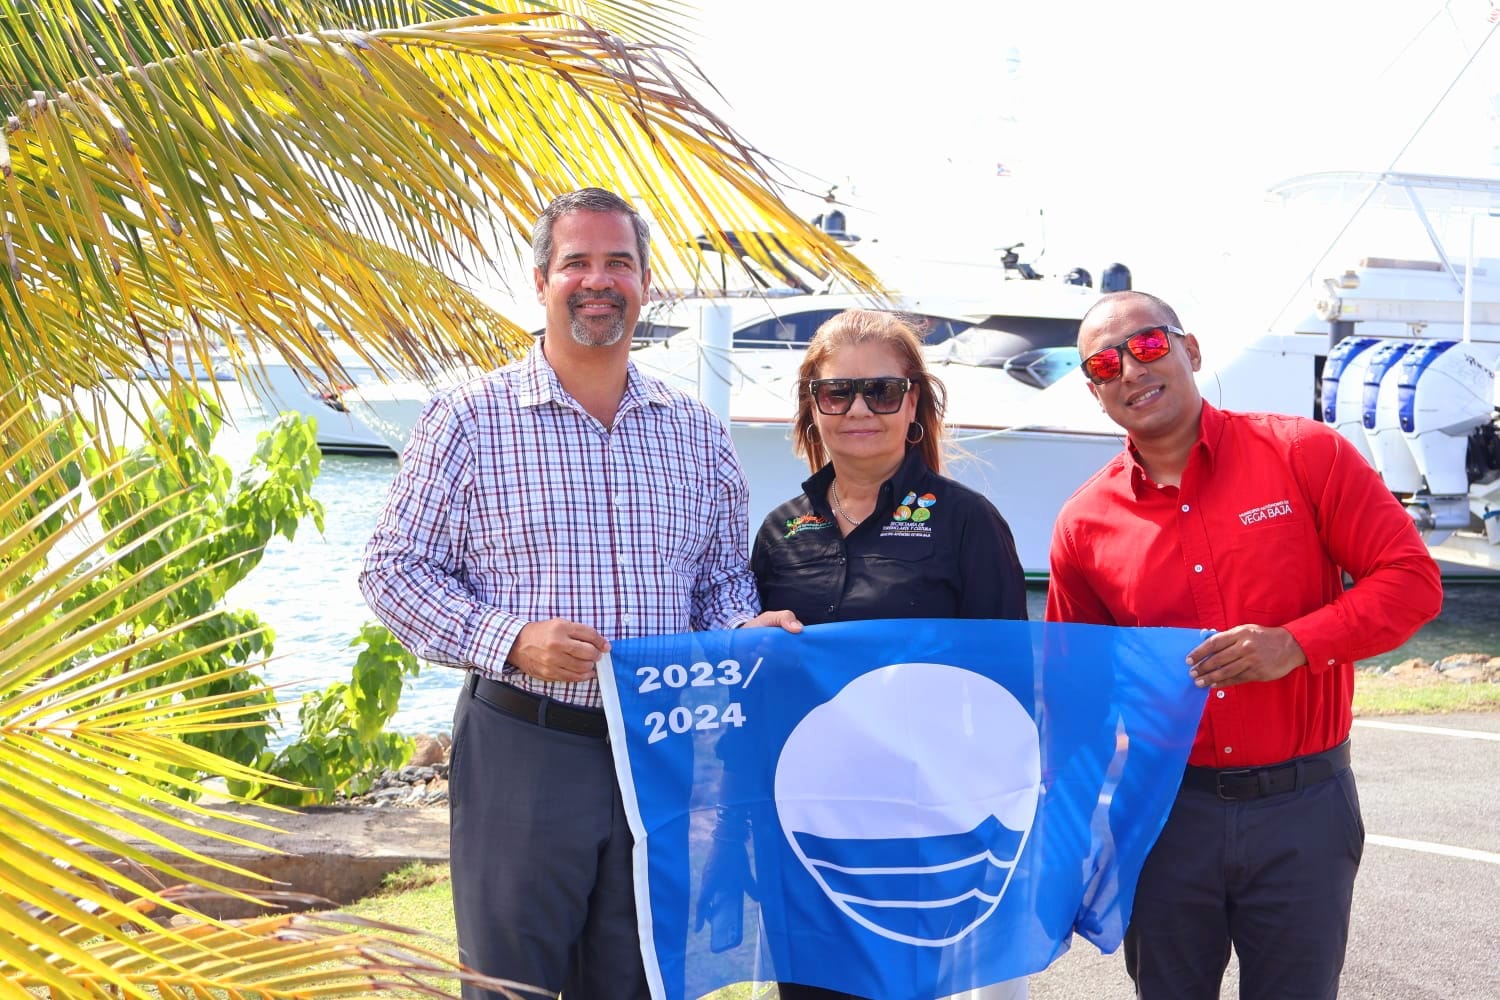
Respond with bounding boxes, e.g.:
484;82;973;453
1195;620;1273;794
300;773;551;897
1080;324;1183;384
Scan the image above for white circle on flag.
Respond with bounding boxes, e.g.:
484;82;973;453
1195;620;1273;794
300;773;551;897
774;662;1040;946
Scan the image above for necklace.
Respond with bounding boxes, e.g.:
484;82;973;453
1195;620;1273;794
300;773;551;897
829;479;864;526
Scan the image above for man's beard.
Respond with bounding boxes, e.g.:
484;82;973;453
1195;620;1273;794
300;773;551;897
567;290;628;347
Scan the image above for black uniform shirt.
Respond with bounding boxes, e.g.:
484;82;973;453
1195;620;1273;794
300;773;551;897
750;446;1027;626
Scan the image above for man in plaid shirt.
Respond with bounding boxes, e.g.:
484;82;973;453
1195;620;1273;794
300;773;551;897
361;187;798;998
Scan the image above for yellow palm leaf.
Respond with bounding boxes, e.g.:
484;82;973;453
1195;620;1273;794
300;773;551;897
3;0;882;408
0;397;514;996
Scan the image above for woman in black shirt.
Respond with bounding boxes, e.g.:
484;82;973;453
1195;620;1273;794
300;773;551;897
750;309;1028;1000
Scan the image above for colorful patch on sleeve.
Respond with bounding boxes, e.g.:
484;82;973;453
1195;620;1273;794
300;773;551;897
784;513;833;538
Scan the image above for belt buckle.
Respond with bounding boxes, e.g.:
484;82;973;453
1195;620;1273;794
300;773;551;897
1214;767;1256;801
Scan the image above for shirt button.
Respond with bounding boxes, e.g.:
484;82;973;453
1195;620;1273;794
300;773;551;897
1181;504;1190;512
613;495;624;506
622;613;634;626
1223;746;1233;755
1327;658;1336;665
1216;689;1226;699
1194;564;1204;573
826;605;835;614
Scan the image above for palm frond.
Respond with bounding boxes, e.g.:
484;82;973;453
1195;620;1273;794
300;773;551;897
2;0;880;406
0;402;505;996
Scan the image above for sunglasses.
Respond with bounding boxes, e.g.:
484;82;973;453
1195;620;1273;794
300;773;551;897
1080;324;1183;384
808;376;912;415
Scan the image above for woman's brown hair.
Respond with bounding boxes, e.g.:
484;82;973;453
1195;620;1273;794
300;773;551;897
792;309;948;473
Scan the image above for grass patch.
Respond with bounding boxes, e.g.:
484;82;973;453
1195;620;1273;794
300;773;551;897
333;869;773;998
372;861;451;897
339;864;456;946
1353;675;1500;716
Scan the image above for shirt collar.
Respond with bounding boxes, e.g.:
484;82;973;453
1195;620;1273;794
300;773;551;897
1123;400;1222;497
802;446;933;511
517;339;674;414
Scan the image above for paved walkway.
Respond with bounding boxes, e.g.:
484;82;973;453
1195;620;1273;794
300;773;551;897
1029;713;1500;999
119;801;447;918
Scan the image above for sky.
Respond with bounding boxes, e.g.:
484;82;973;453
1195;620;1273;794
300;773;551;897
686;0;1500;334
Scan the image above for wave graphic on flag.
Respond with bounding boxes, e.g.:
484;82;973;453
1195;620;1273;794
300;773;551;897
793;814;1026;945
775;662;1039;947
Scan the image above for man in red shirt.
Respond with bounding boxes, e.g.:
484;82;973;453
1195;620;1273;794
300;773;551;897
1046;290;1442;999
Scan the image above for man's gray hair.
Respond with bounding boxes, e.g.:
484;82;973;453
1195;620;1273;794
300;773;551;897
532;188;651;275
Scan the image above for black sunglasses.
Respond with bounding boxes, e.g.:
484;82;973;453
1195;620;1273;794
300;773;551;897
807;376;912;415
1080;324;1183;384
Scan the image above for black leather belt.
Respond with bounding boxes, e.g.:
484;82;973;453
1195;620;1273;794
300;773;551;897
1181;739;1351;801
469;673;609;740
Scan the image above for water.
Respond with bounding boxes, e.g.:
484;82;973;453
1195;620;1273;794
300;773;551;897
219;415;1500;740
218;415;466;739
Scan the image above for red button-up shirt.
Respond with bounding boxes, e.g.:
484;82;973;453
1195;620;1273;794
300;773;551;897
1046;403;1443;768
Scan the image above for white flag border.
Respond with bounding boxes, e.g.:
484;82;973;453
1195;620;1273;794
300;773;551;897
598;651;671;1000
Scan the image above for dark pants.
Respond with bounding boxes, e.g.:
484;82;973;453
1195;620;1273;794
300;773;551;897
1124;764;1364;1000
449;683;648;1000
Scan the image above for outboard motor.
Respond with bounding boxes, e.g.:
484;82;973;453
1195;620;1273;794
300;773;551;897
1399;340;1500;542
1321;336;1378;424
1362;341;1423;493
1064;267;1093;288
1101;263;1132;293
1322;336;1379;464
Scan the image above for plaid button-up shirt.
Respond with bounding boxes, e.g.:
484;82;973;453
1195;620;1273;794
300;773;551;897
360;344;760;708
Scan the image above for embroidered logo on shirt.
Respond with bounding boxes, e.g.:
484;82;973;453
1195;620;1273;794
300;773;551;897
784;513;833;538
892;491;938;524
885;492;938;537
1237;499;1294;526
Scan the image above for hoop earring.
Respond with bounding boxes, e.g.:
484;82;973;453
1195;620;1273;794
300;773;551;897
906;421;925;445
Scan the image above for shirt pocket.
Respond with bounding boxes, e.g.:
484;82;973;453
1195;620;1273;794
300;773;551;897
650;477;715;568
1218;518;1318;625
853;547;951;617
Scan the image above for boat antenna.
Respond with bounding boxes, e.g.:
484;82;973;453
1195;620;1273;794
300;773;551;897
1268;15;1500;330
1374;2;1448;82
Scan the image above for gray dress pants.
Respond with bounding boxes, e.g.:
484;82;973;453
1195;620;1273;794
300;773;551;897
450;682;650;1000
1124;767;1364;1000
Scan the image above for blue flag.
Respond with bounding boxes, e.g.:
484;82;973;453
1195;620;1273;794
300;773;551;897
598;619;1206;1000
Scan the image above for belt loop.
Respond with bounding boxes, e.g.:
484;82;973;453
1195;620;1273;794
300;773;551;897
1257;769;1271;798
467;671;479;695
536;697;549;728
1294;759;1306;793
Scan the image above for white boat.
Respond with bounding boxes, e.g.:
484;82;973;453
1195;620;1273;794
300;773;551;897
238;339;399;457
974;171;1500;577
581;172;1500;580
339;368;473;455
349;178;1500;580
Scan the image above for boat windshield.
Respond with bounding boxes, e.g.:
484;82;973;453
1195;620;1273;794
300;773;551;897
733;310;972;349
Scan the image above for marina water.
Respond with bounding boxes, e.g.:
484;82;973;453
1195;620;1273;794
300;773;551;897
219;415;1500;742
